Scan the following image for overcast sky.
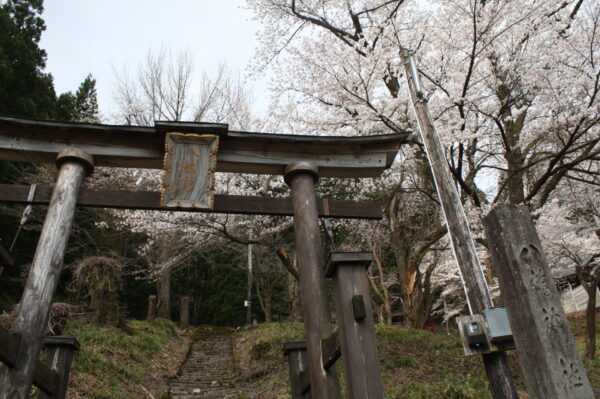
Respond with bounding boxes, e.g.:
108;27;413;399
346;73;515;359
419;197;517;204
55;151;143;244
39;0;268;122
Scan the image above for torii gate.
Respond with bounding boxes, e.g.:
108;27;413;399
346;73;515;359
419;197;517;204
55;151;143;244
0;115;409;399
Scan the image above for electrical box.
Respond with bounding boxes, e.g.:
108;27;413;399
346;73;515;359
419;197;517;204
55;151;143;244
456;308;515;356
464;321;486;348
484;307;513;344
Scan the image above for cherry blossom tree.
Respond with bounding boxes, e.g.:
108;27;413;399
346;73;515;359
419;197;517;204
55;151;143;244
536;171;600;357
246;0;600;323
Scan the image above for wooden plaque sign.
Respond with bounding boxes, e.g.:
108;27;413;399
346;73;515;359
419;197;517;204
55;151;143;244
161;133;219;209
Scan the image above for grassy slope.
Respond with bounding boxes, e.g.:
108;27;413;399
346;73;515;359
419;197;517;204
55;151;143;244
235;318;600;398
62;316;600;398
64;318;187;399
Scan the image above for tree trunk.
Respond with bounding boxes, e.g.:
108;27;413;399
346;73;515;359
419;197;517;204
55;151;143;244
370;249;393;325
157;269;171;320
384;301;393;325
584;286;596;359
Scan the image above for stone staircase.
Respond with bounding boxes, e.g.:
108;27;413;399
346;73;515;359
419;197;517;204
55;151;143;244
169;326;240;399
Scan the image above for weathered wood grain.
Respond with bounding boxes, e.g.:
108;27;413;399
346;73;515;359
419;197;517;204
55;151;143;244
321;331;341;371
0;184;383;219
288;168;341;399
403;52;519;399
0;160;87;399
326;252;384;399
0;238;14;271
161;133;218;209
484;205;594;399
31;359;60;396
37;336;80;399
284;341;310;399
0;115;409;177
0;326;21;368
0;326;62;396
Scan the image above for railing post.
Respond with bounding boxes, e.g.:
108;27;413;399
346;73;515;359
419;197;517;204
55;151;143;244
285;162;341;399
147;295;157;322
0;148;92;399
284;341;311;399
37;336;80;399
483;205;594;398
180;296;191;328
325;252;384;399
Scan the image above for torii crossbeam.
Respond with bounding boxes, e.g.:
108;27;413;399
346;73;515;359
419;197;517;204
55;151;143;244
0;115;409;399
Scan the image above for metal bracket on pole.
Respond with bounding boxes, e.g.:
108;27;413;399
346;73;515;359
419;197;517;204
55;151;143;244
8;183;37;253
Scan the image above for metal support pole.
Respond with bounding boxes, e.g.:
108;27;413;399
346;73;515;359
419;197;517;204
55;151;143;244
402;50;519;399
0;148;93;399
284;341;311;399
37;336;80;399
325;252;384;399
285;162;341;399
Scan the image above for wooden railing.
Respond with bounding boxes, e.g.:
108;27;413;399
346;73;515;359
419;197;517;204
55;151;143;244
0;325;79;399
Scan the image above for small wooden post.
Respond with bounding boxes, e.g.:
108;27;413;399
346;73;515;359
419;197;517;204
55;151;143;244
147;295;157;322
285;162;341;399
484;205;594;398
180;296;191;328
325;252;384;399
37;336;80;399
284;341;311;399
0;148;92;399
402;51;519;399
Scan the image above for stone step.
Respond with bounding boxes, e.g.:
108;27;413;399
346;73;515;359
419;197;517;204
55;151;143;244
169;327;240;399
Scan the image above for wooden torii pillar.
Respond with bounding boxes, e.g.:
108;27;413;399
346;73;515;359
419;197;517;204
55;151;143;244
0;148;93;399
285;162;341;398
0;115;410;397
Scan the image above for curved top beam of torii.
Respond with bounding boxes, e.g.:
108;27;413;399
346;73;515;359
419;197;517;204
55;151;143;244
0;115;411;178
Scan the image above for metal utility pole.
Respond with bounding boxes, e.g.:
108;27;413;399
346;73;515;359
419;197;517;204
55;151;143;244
246;243;253;326
402;50;519;399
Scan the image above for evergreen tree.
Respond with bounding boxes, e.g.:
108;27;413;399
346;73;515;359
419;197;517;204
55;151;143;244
0;0;56;118
57;74;99;122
